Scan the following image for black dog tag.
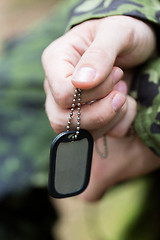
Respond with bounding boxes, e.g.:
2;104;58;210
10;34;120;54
48;129;93;198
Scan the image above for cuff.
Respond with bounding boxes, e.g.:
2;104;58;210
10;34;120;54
66;0;160;31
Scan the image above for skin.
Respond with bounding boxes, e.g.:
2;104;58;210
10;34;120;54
42;15;156;138
80;134;160;202
42;16;160;201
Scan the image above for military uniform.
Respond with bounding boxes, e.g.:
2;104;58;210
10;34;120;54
1;0;160;239
67;0;160;156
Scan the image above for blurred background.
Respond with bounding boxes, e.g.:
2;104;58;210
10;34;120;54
0;1;156;240
0;0;55;51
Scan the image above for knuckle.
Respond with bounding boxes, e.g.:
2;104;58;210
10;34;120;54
43;79;49;94
45;98;66;134
42;39;61;65
115;128;127;137
41;42;57;66
41;46;50;65
49;119;64;134
53;89;70;108
109;126;126;138
94;110;110;127
87;47;107;60
95;113;105;126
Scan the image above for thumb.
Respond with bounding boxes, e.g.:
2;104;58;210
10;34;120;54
71;17;132;90
72;16;156;90
71;38;117;90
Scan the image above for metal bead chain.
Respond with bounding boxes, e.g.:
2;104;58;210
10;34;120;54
66;88;81;139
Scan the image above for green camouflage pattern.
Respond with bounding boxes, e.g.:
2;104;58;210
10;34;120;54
131;58;160;156
66;0;160;156
0;1;78;239
1;0;160;239
67;0;160;30
0;0;79;199
1;0;159;197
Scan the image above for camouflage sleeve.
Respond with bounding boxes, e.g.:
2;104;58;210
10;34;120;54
66;0;160;30
130;58;160;156
66;0;160;156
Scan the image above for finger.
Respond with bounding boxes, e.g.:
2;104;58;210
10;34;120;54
80;141;115;201
42;23;123;108
89;81;128;139
46;66;123;108
43;59;123;108
42;29;92;108
80;67;123;104
45;80;69;134
45;82;126;134
71;17;135;90
76;90;126;131
44;67;124;131
44;78;48;94
113;80;128;95
91;101;127;139
72;16;156;90
80;147;109;201
108;96;137;137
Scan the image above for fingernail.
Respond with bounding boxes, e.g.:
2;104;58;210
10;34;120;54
113;68;123;84
112;93;125;111
114;81;128;95
73;67;96;82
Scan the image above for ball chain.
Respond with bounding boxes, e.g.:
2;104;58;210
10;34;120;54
66;88;81;139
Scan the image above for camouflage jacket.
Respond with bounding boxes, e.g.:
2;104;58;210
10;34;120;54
0;1;160;239
67;0;160;156
0;0;159;198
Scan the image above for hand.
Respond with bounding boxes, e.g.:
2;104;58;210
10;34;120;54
80;134;160;202
42;16;156;138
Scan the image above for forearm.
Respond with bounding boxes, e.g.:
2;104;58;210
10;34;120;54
66;0;160;155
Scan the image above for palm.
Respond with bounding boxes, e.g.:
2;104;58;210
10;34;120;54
81;134;160;201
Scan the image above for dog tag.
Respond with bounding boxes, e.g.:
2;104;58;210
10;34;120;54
48;129;93;198
48;88;94;198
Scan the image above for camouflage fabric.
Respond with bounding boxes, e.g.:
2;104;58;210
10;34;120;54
66;0;160;30
0;0;79;239
66;0;160;156
0;0;160;239
131;58;160;156
0;0;79;199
